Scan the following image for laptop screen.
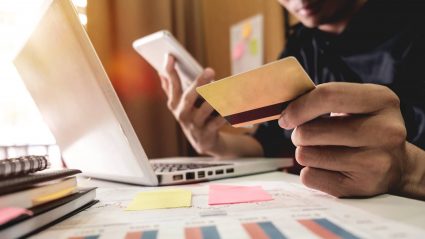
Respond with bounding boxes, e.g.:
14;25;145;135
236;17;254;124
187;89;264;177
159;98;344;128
13;0;158;185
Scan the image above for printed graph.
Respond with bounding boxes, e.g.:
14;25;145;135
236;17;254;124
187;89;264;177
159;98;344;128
68;235;99;239
185;225;221;239
242;221;287;239
124;230;158;239
298;218;360;239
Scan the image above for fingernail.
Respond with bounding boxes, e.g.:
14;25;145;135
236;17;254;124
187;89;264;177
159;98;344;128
163;54;171;70
278;111;289;129
204;68;215;79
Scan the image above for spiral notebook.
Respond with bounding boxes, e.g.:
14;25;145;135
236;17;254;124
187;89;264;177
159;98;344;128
0;168;81;195
0;155;50;178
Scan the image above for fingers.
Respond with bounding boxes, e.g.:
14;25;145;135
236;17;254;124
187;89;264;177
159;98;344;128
296;146;355;172
300;166;391;197
291;114;406;147
194;68;216;88
193;102;216;127
285;83;407;198
170;68;216;125
205;116;227;133
159;75;169;94
181;68;215;108
300;167;349;197
298;146;399;197
165;55;183;109
163;54;215;124
296;146;380;172
279;83;401;129
175;68;216;122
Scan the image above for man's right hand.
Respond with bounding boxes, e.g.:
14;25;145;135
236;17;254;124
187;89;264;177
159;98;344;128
159;55;227;156
279;83;425;199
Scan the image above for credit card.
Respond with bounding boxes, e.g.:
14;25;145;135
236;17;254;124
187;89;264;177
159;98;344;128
196;57;315;127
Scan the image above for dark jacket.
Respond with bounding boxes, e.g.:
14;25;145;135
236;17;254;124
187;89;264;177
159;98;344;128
255;0;425;157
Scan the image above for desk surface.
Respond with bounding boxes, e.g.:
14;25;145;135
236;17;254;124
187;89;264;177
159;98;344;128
80;171;425;229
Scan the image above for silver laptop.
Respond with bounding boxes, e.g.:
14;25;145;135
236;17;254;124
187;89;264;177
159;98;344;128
13;0;292;186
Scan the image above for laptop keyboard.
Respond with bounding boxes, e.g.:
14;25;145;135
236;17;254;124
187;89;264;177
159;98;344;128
151;163;231;173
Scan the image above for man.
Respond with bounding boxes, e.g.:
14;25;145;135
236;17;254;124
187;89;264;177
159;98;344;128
158;0;425;199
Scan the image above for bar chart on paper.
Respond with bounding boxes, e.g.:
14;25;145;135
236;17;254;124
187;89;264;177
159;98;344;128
185;225;221;239
242;221;286;239
65;217;361;239
33;182;425;239
298;218;360;239
69;235;100;239
124;230;158;239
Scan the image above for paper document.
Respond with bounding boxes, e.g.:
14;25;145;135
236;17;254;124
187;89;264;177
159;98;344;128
31;182;425;239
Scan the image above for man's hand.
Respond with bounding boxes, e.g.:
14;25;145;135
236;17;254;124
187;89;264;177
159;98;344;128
279;83;410;197
159;55;227;156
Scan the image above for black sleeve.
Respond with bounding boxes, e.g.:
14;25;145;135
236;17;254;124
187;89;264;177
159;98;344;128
400;102;425;149
253;27;305;157
253;120;295;157
395;22;425;149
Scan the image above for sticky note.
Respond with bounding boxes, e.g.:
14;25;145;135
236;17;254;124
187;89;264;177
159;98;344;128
33;187;76;205
242;22;253;39
208;185;273;205
249;38;258;56
232;41;246;61
0;208;33;225
126;189;192;211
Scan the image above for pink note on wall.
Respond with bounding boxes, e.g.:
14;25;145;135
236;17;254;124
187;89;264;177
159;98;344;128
0;207;33;225
208;184;273;205
232;41;246;61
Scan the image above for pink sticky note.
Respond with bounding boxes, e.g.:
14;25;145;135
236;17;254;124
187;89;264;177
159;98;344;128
208;184;273;205
0;208;33;225
232;42;246;61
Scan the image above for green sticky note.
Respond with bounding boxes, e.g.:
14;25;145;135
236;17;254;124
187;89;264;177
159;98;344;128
126;189;192;211
249;38;258;56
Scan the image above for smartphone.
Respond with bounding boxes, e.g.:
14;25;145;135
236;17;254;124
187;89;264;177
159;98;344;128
133;30;203;91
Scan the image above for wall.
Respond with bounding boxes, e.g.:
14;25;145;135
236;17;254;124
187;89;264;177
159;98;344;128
87;0;183;158
86;0;287;157
201;0;285;79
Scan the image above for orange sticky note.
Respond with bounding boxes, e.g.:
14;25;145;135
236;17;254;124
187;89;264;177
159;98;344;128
242;22;253;39
208;185;273;205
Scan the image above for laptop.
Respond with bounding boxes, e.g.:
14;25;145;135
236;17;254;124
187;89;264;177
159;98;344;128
13;0;292;186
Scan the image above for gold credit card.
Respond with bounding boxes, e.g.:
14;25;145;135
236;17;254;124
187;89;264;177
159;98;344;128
196;57;315;127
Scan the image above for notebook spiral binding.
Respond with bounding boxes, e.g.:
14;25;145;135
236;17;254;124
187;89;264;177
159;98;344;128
0;155;50;178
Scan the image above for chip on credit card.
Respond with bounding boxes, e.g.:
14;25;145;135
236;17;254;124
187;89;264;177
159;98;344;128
196;57;315;127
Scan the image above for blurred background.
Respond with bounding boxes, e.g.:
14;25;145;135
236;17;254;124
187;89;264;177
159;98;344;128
0;0;296;167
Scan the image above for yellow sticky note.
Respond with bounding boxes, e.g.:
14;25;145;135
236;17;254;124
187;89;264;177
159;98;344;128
126;189;192;211
33;186;76;205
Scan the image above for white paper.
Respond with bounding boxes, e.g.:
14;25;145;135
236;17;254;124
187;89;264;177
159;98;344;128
31;182;425;239
230;14;264;75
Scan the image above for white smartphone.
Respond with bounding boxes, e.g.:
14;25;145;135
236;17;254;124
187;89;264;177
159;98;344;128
133;30;203;91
